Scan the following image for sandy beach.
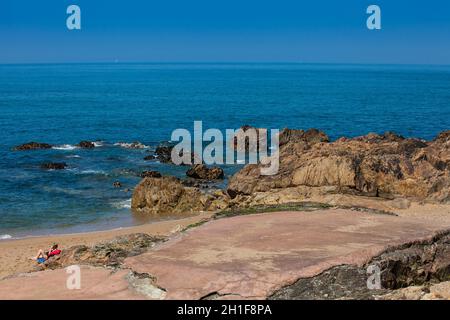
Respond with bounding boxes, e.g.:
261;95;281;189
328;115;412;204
0;212;213;280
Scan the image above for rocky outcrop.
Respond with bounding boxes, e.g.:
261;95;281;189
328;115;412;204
228;129;450;204
77;141;95;149
13;142;52;151
131;176;229;215
43;233;165;269
186;164;224;180
155;145;173;163
41;162;67;170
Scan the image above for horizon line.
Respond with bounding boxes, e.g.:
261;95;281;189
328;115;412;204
1;61;450;67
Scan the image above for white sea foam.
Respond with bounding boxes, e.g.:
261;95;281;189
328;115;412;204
78;169;107;175
114;142;149;149
0;234;12;240
93;141;104;147
52;144;78;150
112;199;131;209
66;154;81;158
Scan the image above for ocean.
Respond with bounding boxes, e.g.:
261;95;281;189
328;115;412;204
1;63;449;238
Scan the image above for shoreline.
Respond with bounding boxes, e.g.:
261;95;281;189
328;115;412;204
0;212;213;280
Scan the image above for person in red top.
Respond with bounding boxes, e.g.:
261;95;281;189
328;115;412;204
32;244;62;264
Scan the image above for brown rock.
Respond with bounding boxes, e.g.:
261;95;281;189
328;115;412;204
13;142;52;151
186;164;224;180
131;176;218;215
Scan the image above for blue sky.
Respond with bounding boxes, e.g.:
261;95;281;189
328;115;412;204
1;0;450;64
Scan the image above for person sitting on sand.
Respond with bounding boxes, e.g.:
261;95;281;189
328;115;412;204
32;244;62;264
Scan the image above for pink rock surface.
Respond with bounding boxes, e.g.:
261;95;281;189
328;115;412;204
125;209;449;299
0;266;143;300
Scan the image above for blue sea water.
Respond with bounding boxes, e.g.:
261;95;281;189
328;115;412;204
0;63;449;238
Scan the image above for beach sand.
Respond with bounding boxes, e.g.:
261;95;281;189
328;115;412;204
0;212;213;280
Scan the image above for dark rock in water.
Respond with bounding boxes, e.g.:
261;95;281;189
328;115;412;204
144;155;156;161
113;181;122;188
77;141;95;149
140;170;162;178
43;233;165;269
155;145;201;165
41;162;67;170
155;145;173;163
186;164;224;180
13;142;52;151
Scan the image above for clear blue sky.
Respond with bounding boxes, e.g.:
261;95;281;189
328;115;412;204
1;0;450;64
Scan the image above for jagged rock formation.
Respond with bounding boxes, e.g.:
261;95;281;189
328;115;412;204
228;129;450;204
131;176;229;215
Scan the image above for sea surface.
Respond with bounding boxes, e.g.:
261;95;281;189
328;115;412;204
1;63;450;238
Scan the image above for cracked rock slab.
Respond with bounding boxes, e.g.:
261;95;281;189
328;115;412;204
124;209;449;299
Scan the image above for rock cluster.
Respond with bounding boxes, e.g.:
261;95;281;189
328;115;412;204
228;129;450;203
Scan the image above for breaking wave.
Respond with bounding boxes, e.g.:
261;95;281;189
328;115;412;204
52;144;77;150
111;199;132;209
